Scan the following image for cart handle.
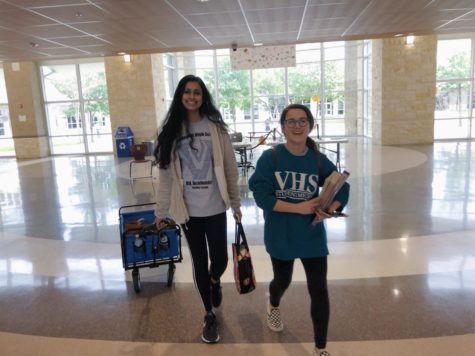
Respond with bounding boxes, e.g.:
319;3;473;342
119;202;156;216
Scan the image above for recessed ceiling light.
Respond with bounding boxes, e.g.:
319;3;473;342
254;43;263;47
30;42;38;48
405;35;415;45
75;11;82;18
196;0;209;2
117;52;126;55
394;33;404;37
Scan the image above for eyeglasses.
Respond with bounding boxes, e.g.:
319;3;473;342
284;119;308;128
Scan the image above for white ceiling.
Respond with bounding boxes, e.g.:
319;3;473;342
0;0;474;62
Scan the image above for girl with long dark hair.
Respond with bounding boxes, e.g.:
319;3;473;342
154;75;241;344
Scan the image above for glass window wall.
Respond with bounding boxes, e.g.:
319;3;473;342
435;38;474;140
40;60;112;154
164;40;369;140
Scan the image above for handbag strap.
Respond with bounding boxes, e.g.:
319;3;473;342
235;222;249;248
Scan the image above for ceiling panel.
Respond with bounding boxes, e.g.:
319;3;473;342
0;30;35;42
250;21;301;34
188;11;246;28
0;2;18;12
240;0;307;11
9;0;90;7
302;18;353;32
438;20;475;30
124;15;193;32
5;38;65;49
305;2;369;20
299;28;346;41
32;4;112;23
92;0;176;19
205;35;253;47
155;37;211;50
254;32;301;44
430;0;475;9
99;31;161;44
147;30;208;45
0;0;474;62
37;46;89;56
68;21;133;36
244;7;305;24
0;9;55;27
167;0;241;14
309;0;355;3
198;25;252;38
51;35;108;47
21;24;86;38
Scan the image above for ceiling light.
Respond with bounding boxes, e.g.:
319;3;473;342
75;11;82;18
29;42;38;48
117;52;126;55
394;33;404;37
254;43;263;47
405;35;415;45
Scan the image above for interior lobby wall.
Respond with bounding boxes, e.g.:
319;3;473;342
4;61;50;159
372;35;437;145
105;54;164;150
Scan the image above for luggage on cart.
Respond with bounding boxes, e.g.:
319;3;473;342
119;203;182;293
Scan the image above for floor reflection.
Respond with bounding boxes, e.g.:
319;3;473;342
0;140;474;353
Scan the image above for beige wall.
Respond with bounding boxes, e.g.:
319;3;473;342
372;35;437;145
105;53;167;152
4;61;50;159
150;54;169;127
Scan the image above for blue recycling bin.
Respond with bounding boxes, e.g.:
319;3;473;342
115;127;134;157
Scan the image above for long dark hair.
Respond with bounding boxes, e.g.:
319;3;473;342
280;103;318;151
153;75;227;168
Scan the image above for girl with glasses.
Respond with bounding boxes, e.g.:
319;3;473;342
249;103;350;356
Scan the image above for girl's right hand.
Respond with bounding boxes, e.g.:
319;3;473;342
155;217;168;230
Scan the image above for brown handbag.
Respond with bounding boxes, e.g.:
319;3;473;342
232;222;256;294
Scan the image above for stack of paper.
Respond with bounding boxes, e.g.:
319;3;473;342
312;170;350;225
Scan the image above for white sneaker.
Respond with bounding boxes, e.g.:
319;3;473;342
266;298;284;332
313;348;330;356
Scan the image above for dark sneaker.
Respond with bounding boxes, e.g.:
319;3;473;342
211;280;222;308
201;311;219;343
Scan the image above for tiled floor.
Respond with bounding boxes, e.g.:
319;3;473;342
1;139;474;356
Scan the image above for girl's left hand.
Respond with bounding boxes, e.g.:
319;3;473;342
314;208;332;221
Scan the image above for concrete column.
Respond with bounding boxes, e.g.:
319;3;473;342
105;53;167;153
345;42;360;136
372;35;437;145
4;62;50;159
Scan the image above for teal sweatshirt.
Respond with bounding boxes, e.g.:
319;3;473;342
248;144;350;260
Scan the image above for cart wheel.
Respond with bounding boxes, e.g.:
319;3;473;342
167;263;176;287
132;268;141;293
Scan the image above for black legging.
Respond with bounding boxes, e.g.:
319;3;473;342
182;212;228;312
269;256;330;349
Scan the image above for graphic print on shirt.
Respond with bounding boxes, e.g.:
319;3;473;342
275;170;319;200
180;132;213;191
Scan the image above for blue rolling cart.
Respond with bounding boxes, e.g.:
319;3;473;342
119;203;182;293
